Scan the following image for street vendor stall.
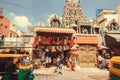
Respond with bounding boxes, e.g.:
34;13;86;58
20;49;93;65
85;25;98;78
33;27;76;68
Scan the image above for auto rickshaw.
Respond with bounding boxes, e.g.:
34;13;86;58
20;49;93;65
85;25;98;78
109;56;120;80
0;54;34;80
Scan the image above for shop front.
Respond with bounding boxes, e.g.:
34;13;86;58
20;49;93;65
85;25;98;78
75;34;98;67
32;27;76;68
105;32;120;56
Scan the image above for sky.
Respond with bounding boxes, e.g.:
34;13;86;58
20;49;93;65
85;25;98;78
0;0;119;32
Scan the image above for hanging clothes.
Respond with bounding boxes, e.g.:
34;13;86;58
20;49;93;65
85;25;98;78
41;36;45;44
57;37;59;45
47;37;51;45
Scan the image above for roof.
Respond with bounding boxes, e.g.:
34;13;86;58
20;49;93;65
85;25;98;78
110;56;120;63
21;34;34;37
0;46;32;48
34;28;76;34
99;9;115;16
107;30;120;34
0;54;29;58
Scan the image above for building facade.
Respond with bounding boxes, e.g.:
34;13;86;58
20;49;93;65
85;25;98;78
95;6;120;57
96;6;120;32
0;14;10;37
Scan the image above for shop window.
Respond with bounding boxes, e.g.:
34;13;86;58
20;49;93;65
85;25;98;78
113;63;120;69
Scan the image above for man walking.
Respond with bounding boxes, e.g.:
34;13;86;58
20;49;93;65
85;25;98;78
54;54;64;75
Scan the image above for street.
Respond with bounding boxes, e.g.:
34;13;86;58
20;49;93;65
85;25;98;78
33;66;109;80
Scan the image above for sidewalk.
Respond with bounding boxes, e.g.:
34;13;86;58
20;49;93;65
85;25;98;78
33;66;109;80
33;65;80;75
33;67;57;75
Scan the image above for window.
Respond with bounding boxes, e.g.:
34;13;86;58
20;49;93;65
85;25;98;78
113;63;120;69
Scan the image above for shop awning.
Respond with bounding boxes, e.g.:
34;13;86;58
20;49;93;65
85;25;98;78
105;33;120;47
0;54;29;58
107;34;120;42
34;28;76;34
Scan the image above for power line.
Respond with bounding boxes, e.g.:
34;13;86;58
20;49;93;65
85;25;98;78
0;0;40;13
0;0;28;9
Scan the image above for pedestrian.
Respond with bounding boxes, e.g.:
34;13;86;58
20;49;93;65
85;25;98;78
54;54;64;75
54;55;60;73
45;49;51;67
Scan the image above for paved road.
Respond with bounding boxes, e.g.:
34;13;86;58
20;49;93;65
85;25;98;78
33;66;109;80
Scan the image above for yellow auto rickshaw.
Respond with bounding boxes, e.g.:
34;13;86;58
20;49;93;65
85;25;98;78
109;56;120;80
0;54;34;80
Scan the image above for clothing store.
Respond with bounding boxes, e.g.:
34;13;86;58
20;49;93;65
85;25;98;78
32;27;76;68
